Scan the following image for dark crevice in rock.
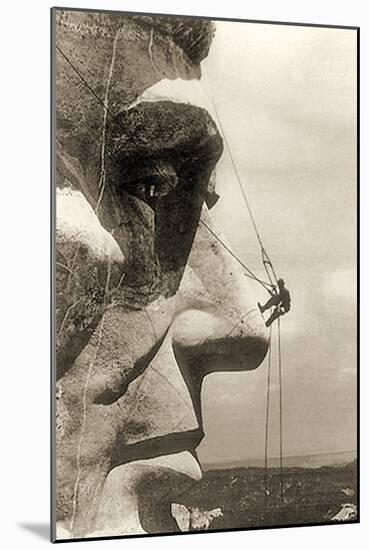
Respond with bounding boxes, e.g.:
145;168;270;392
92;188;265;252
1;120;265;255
110;428;205;470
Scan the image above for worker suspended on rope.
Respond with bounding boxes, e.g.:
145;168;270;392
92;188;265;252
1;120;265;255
258;278;291;327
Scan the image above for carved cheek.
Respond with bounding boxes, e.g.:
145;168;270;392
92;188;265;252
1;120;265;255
57;187;125;265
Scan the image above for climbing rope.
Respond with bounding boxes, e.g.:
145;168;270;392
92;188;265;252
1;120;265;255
199;219;274;292
201;70;279;291
264;324;273;515
277;316;284;508
262;318;284;519
262;248;279;290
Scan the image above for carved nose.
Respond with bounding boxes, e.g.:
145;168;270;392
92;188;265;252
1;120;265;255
172;307;269;377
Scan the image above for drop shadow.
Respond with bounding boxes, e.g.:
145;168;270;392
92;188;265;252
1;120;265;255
18;522;50;541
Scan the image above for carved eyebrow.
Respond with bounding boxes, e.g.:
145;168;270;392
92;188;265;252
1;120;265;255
119;160;177;185
141;160;178;183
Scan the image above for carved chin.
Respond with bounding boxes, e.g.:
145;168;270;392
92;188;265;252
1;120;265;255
91;452;202;536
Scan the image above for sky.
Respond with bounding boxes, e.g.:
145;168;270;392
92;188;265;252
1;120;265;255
194;21;357;464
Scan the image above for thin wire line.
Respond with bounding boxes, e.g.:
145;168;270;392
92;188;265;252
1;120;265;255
201;71;279;286
56;45;123;169
199;219;274;291
56;45;119;123
262;250;279;287
225;307;258;339
201;72;264;251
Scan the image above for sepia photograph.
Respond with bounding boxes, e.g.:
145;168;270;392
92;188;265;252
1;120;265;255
51;7;358;541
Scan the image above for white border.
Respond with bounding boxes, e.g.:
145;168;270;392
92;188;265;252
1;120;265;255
1;1;366;548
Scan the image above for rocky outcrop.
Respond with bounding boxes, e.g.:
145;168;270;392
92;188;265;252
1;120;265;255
171;503;223;532
331;503;357;522
54;8;269;540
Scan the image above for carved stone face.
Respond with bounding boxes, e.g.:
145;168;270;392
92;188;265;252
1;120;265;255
54;10;269;539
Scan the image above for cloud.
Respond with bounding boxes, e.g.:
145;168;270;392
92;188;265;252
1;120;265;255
322;268;356;302
204;22;356;176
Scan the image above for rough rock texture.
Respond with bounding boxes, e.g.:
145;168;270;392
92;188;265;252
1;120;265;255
54;9;269;539
56;100;223;377
131;15;215;65
91;452;202;536
55;10;212;164
171;503;223;532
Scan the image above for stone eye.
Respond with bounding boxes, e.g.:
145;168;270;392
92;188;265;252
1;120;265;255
145;179;175;199
121;160;179;204
148;184;156;198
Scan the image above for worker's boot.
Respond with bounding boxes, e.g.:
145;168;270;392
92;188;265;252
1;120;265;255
265;309;280;327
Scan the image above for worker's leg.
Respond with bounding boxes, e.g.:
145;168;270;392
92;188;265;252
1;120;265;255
265;308;282;327
259;294;279;313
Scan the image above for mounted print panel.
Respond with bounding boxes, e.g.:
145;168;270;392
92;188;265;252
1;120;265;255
51;7;359;542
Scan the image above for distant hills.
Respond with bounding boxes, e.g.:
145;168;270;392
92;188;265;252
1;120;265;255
202;450;356;471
